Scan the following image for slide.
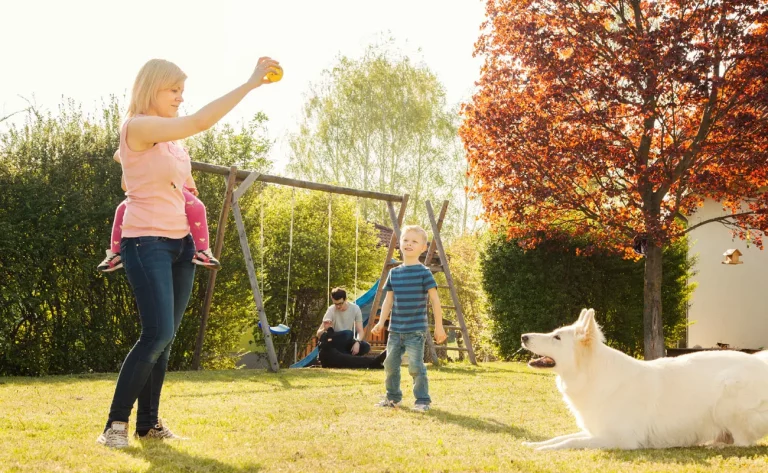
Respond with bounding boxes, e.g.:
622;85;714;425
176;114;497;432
290;280;381;368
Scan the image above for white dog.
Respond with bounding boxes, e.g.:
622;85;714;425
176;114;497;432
521;308;768;450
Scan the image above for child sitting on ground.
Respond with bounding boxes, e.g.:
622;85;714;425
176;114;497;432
97;150;220;272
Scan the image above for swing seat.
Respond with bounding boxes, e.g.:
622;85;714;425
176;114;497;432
258;322;291;335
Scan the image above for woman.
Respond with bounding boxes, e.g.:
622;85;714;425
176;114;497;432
97;56;280;448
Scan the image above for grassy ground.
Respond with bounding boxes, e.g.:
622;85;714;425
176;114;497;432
2;362;767;473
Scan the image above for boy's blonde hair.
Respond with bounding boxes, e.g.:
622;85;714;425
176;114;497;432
127;59;187;118
400;225;428;244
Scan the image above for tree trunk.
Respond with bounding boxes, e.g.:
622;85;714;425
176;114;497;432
643;244;665;360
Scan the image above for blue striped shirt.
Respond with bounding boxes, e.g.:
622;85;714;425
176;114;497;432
383;263;437;333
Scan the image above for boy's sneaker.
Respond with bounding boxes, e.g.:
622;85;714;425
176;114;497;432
96;421;129;448
192;249;221;270
135;418;188;440
411;403;431;412
375;399;401;408
97;250;122;272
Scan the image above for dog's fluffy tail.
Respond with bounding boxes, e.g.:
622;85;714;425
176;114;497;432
754;351;768;363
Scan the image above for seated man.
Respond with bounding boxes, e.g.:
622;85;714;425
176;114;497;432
316;287;371;356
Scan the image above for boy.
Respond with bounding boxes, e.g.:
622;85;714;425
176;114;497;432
371;225;447;411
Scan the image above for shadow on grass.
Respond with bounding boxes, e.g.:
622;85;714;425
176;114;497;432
425;408;532;437
433;362;554;378
119;440;262;473
170;380;382;400
0;366;381;387
432;364;511;375
603;445;768;465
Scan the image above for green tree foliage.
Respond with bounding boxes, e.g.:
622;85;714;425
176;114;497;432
245;187;386;366
287;41;473;236
481;232;695;359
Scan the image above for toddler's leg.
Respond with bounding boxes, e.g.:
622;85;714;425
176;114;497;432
183;190;209;251
111;200;127;253
97;201;126;272
184;189;221;270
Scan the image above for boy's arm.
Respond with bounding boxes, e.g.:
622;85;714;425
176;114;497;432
428;287;447;344
371;292;393;336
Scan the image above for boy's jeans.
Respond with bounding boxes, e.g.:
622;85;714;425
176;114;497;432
107;235;196;431
383;331;430;405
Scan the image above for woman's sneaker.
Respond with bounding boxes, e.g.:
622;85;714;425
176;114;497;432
97;250;122;272
135;418;188;440
374;399;401;408
192;249;221;270
96;421;129;448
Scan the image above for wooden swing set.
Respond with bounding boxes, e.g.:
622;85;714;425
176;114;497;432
189;161;478;372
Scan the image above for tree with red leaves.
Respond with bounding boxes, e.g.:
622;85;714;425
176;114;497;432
461;0;768;359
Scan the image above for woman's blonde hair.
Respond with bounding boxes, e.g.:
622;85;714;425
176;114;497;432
126;59;187;118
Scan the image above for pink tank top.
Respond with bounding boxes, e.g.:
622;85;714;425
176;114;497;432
118;117;192;239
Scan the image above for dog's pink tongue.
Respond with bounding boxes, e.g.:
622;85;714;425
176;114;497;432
528;356;556;368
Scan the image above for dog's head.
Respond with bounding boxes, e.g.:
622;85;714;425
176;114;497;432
520;308;605;374
318;328;335;348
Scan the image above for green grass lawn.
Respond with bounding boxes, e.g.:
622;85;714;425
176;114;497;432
2;362;767;473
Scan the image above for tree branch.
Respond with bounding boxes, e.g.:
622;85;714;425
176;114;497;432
684;211;757;234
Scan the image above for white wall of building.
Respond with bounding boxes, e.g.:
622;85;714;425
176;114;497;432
687;199;768;349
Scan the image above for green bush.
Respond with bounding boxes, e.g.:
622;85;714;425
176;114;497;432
481;232;695;359
0;100;131;375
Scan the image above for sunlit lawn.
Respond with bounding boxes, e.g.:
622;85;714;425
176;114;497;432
2;362;767;472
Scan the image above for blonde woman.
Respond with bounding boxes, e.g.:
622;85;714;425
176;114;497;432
97;57;280;448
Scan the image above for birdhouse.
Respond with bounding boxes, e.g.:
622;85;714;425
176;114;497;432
722;249;744;265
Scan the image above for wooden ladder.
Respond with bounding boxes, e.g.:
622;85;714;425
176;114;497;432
424;200;478;366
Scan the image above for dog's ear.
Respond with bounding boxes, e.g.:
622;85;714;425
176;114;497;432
575;308;604;345
576;308;589;325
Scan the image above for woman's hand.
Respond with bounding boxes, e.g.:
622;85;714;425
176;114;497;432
247;57;281;89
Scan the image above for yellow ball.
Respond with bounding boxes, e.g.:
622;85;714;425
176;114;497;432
265;66;283;83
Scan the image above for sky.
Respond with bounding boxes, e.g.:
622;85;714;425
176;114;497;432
0;0;487;172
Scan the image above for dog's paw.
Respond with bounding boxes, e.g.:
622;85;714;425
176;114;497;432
522;440;545;448
535;444;564;452
705;443;729;450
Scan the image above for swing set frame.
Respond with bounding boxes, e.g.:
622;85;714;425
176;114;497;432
188;161;477;372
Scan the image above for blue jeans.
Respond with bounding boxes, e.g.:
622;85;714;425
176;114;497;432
383;331;430;405
107;235;196;430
